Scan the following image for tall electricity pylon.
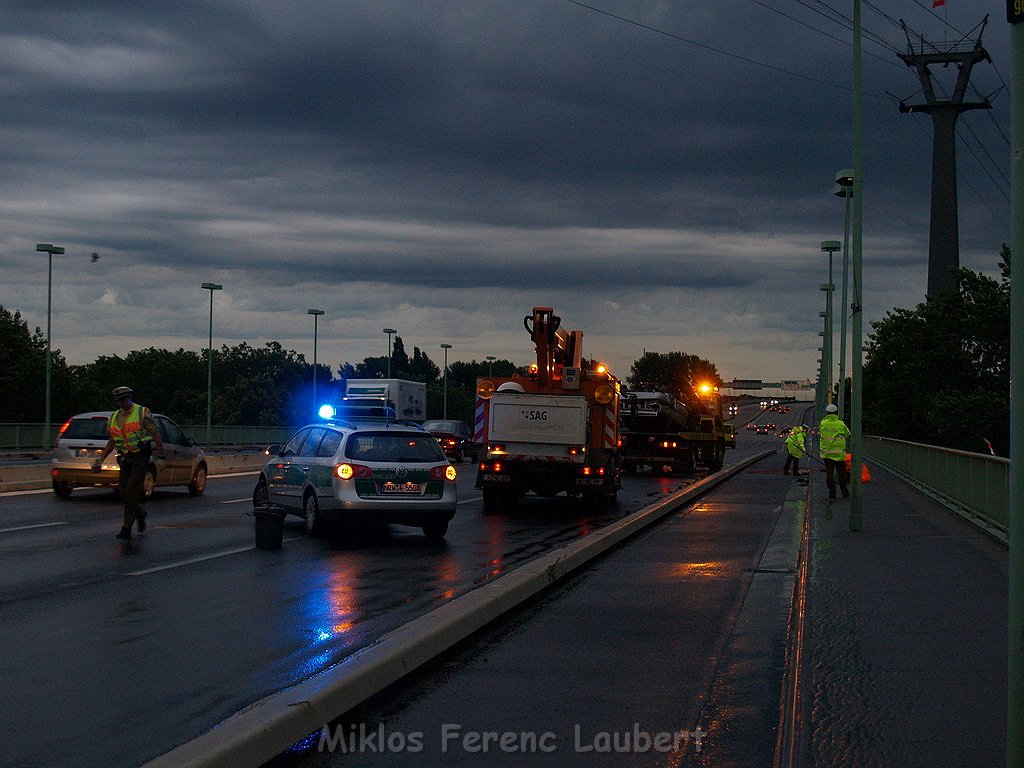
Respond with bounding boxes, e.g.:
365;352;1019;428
898;16;992;299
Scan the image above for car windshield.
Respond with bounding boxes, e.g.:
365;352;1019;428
345;433;445;463
62;417;110;440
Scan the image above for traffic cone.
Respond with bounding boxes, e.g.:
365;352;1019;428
845;453;871;483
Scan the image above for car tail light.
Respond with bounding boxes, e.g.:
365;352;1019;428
430;465;457;481
336;463;372;480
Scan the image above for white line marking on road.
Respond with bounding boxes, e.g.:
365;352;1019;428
457;496;482;505
126;536;304;576
222;497;251;504
0;521;69;534
0;488;53;497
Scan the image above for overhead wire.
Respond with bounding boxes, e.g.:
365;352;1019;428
562;0;883;97
563;0;1008;213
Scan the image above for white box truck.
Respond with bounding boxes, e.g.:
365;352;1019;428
342;379;426;422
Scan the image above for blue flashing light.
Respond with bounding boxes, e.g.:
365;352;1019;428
318;404;337;420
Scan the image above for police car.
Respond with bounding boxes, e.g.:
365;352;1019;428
252;414;458;540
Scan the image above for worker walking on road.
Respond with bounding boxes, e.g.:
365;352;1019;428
782;424;806;475
93;386;164;539
818;403;851;499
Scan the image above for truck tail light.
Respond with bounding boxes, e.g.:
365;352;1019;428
580;466;606;476
480;461;505;473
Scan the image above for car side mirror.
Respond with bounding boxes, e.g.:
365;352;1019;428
185;437;196;447
265;443;282;456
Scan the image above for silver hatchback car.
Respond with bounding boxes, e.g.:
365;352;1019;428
252;420;458;540
51;411;208;498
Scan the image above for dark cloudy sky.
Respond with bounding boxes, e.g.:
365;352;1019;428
0;1;1010;383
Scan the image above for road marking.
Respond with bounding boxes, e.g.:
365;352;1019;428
0;488;53;497
0;521;69;534
126;536;304;576
222;497;251;504
457;495;482;505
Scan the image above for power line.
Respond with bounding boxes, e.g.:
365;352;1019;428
563;0;867;95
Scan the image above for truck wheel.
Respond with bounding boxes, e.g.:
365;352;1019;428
706;445;725;472
482;488;514;513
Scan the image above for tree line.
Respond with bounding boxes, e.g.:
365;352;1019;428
9;257;1005;457
0;311;722;429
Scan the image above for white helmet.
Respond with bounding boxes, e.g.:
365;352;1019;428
825;403;838;413
496;382;526;393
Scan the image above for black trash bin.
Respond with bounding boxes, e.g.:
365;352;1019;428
254;510;284;550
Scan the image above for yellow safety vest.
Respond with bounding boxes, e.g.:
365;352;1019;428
818;414;850;460
108;403;153;452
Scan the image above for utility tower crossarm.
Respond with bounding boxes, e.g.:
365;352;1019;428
896;16;992;299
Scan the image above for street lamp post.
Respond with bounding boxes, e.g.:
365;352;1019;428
835;170;854;419
383;328;396;379
486;355;496;376
201;282;223;445
440;343;452;419
308;309;324;409
35;243;64;447
821;240;841;406
851;0;864;532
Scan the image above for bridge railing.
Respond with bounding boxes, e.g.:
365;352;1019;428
863;435;1008;540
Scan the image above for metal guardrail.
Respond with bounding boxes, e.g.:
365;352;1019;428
0;423;296;450
863;434;1008;539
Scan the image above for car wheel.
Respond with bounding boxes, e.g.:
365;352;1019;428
304;492;326;537
189;464;208;496
143;469;156;500
52;480;73;498
252;478;270;511
422;518;449;541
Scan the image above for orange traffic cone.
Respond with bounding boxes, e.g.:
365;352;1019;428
845;453;871;483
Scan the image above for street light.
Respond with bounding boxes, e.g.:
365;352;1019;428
308;309;325;409
835;169;854;420
850;0;864;532
486;355;496;376
36;243;64;447
440;343;453;419
383;328;396;379
821;240;841;407
201;282;223;445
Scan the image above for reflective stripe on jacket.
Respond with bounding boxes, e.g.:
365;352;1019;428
818;414;850;460
108;403;153;452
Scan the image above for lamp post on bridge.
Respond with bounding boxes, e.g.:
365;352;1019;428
35;243;64;447
383;328;396;380
201;282;223;445
821;240;841;407
308;309;324;409
834;170;854;419
440;343;452;419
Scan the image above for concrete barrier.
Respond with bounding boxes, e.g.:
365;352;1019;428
142;449;776;768
0;454;260;493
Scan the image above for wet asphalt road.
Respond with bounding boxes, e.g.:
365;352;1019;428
0;409;795;768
